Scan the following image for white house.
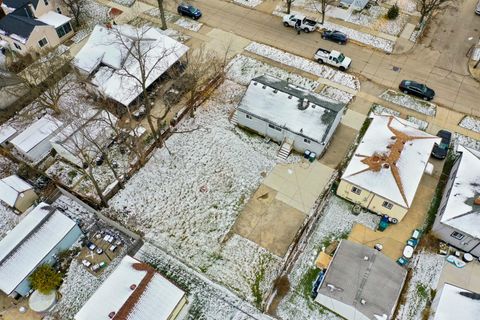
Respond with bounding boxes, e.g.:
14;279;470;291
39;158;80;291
0;125;16;147
235;75;345;159
429;283;480;320
432;145;480;256
73;24;189;108
10;115;63;163
315;240;407;320
0;175;38;212
337;115;440;222
0;202;82;296
75;255;187;320
50;110;117;167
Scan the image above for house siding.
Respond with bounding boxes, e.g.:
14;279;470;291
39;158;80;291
337;180;408;221
13;224;82;296
235;109;333;157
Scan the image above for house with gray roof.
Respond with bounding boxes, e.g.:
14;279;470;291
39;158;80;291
235;75;345;159
314;240;407;320
0;0;73;53
432;145;480;256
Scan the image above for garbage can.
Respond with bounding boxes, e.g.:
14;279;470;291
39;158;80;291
304;150;311;159
309;152;316;162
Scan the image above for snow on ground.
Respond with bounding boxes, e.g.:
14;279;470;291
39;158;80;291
371;103;401;116
111;0;135;7
380;89;437;116
459;116;480;133
273;4;303;17
0;156;17;177
395;251;444;320
319;86;353;104
388;0;418;13
144;8;178;22
136;242;275;319
234;0;263;8
0;51;5;68
406;115;429;131
53;195;97;230
53;251;127;319
71;0;109;43
453;133;480;151
244;42;360;90
347;5;409;36
226;54;320;90
174;17;203;32
0;204;20;240
277;195;380;319
322;21;394;53
108;80;289;302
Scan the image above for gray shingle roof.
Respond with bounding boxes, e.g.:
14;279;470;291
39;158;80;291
0;11;46;40
2;0;39;10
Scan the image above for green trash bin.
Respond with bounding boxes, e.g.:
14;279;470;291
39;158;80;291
309;152;316;162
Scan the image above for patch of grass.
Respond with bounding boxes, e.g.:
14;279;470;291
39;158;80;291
251;263;266;308
416;283;429;300
424;150;456;232
67;170;78;179
299;267;320;301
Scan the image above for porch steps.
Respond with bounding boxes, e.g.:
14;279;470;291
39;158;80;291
277;140;293;160
230;111;238;125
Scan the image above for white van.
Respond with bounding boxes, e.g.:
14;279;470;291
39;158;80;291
476;0;480;15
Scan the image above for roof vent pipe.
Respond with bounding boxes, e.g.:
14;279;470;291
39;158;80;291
360;299;366;305
364;256;369;261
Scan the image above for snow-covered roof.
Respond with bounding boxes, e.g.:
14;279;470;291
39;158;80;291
36;11;71;28
10;115;63;154
0;175;33;207
316;240;407;320
0;126;16;144
432;283;480;320
237;75;345;143
439;146;480;238
0;203;77;294
341;115;440;208
73;24;189;107
75;255;185;320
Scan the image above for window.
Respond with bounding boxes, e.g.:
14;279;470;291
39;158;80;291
13;42;21;50
351;186;361;195
56;7;62;14
451;231;464;240
56;22;72;38
38;37;48;48
304;138;311;144
268;124;282;132
245;114;252;120
382;201;393;210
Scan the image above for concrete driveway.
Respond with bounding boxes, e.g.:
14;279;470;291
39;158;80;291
437;260;480;293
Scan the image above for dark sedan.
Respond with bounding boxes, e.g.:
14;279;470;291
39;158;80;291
177;3;202;19
399;80;435;101
321;30;348;44
431;130;451;160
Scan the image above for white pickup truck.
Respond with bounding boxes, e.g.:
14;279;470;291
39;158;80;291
282;14;318;33
314;48;352;71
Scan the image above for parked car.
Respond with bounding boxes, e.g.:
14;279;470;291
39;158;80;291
282;14;318;32
431;130;451;160
87;242;96;251
321;30;348;44
82;259;92;268
314;48;351;71
177;3;202;19
399;80;435;101
109;245;117;252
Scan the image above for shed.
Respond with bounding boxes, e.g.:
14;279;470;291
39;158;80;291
0;175;37;212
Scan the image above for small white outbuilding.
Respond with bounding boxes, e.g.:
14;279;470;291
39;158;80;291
0;175;37;213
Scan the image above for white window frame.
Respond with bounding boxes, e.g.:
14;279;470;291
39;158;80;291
38;37;48;48
351;186;361;195
451;231;464;240
382;201;393;210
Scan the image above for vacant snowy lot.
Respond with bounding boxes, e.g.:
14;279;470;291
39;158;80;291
453;133;480;151
406;115;429;130
226;54;320;90
380;89;437;116
277;195;380;319
244;42;360;90
459;116;480;133
395;251;444;320
371;103;401;116
108;80;286;303
348;5;409;36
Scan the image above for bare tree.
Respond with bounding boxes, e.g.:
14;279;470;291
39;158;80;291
416;0;452;25
156;0;168;30
62;0;85;28
311;0;335;24
286;0;296;14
